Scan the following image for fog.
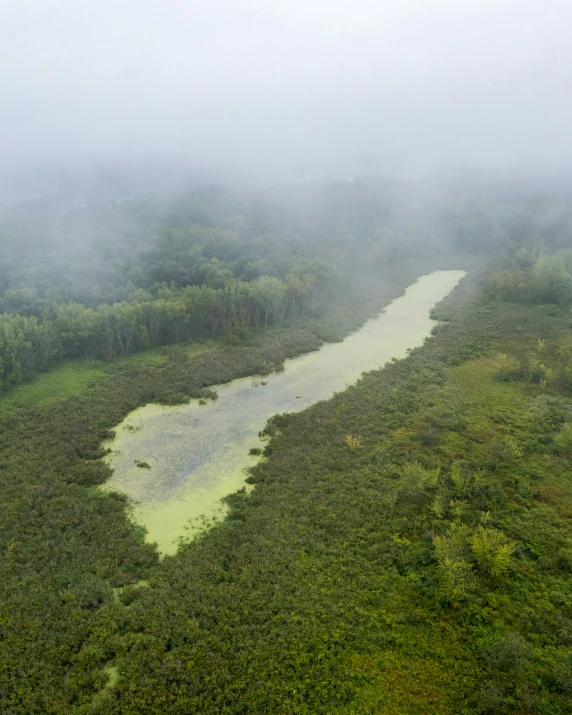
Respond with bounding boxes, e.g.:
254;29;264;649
2;1;572;182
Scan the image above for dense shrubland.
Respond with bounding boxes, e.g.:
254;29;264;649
5;254;572;713
3;180;572;712
487;250;572;306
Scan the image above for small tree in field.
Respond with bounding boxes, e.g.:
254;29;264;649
492;352;521;380
345;434;363;452
470;526;516;584
433;525;476;605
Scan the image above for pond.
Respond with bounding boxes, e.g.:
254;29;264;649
102;269;466;555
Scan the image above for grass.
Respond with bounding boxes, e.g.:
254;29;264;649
0;359;106;415
0;340;221;416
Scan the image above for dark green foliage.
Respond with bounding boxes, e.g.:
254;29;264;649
0;254;569;713
2;253;466;713
4;182;572;712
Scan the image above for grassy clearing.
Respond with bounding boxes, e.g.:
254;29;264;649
0;340;222;416
0;359;106;415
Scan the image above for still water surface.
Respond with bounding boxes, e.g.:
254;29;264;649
102;270;466;554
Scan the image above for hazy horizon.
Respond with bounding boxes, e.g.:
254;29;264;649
2;1;572;183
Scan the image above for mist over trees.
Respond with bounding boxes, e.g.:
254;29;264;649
2;172;572;393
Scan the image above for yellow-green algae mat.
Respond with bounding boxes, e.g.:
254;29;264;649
101;270;466;555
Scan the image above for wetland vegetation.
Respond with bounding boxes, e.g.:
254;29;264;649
3;177;572;714
103;270;466;554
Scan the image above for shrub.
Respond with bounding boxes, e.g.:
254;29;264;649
470;526;516;583
491;352;521;380
554;423;572;453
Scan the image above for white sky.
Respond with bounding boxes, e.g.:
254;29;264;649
1;0;571;176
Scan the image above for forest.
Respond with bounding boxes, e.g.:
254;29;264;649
3;176;572;714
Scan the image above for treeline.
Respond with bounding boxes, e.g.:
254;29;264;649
0;270;340;392
4;176;572;393
0;185;386;306
5;176;572;307
487;249;572;306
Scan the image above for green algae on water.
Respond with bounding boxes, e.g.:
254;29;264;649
102;270;466;555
